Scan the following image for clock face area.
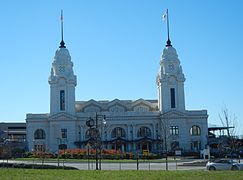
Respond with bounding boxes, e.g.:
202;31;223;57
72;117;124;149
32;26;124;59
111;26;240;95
59;65;65;73
169;64;175;71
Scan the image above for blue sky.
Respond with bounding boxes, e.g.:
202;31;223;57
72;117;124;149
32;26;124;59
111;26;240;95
0;0;242;135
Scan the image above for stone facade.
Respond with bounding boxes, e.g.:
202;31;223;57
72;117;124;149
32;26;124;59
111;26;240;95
26;37;208;154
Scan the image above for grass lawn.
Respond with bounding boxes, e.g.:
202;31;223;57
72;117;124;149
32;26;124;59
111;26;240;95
1;169;243;180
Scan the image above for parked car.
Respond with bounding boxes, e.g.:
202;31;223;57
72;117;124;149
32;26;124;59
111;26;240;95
206;159;243;170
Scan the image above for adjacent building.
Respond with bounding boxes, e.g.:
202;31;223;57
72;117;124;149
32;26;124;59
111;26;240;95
0;122;27;156
0;122;26;143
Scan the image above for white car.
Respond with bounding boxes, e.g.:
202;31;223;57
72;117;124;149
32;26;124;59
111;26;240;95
206;159;243;171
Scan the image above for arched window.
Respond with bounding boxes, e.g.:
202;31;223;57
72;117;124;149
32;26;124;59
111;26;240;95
111;127;126;138
190;125;201;136
34;129;46;140
137;127;151;138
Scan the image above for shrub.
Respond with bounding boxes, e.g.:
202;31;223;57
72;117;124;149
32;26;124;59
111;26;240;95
0;162;78;170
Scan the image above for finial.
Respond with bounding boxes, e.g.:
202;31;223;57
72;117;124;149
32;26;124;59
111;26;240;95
59;10;66;48
166;38;172;47
163;9;172;47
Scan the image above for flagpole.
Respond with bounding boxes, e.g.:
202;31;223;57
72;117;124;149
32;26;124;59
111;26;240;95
166;9;170;42
59;10;66;48
61;10;64;42
166;9;172;47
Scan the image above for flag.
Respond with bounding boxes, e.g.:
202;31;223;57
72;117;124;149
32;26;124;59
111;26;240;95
162;9;168;21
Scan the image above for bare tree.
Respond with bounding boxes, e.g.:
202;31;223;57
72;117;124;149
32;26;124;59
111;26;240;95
160;117;170;170
218;106;239;157
219;107;237;137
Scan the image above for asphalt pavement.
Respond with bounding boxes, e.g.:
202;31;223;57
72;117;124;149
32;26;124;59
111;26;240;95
0;159;206;171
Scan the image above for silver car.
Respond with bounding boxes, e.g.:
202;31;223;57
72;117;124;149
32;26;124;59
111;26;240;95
206;159;243;170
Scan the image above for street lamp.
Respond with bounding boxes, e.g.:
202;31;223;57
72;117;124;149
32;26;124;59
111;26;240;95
86;113;106;170
87;143;91;170
99;119;106;169
164;129;168;171
56;138;61;167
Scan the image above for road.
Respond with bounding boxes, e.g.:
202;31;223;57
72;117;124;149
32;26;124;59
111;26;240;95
0;159;206;171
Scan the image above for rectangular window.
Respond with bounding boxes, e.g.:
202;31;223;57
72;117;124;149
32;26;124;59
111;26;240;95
170;88;176;108
34;144;45;152
170;126;179;135
61;128;67;139
60;90;65;111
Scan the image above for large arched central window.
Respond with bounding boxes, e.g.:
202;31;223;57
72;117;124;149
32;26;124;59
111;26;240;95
190;125;201;136
34;129;46;140
137;126;151;138
111;127;126;138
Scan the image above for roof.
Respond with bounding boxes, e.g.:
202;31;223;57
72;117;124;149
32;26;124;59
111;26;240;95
208;126;234;131
75;98;159;112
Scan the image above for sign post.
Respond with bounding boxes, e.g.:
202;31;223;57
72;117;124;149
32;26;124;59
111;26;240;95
175;150;181;170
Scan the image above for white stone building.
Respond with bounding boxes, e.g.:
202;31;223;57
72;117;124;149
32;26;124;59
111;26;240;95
26;29;208;155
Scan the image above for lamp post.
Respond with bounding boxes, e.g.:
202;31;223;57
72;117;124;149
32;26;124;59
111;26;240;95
86;113;106;170
164;130;168;171
161;117;169;171
99;118;106;170
87;143;90;170
56;138;61;167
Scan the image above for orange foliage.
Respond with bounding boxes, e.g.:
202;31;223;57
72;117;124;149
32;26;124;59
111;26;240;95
58;148;132;157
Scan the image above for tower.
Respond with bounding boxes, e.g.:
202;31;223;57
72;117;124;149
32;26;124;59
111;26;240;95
157;9;185;113
157;44;185;112
48;11;77;115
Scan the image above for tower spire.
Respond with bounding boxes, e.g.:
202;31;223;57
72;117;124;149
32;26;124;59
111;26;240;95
163;9;172;47
59;10;66;48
